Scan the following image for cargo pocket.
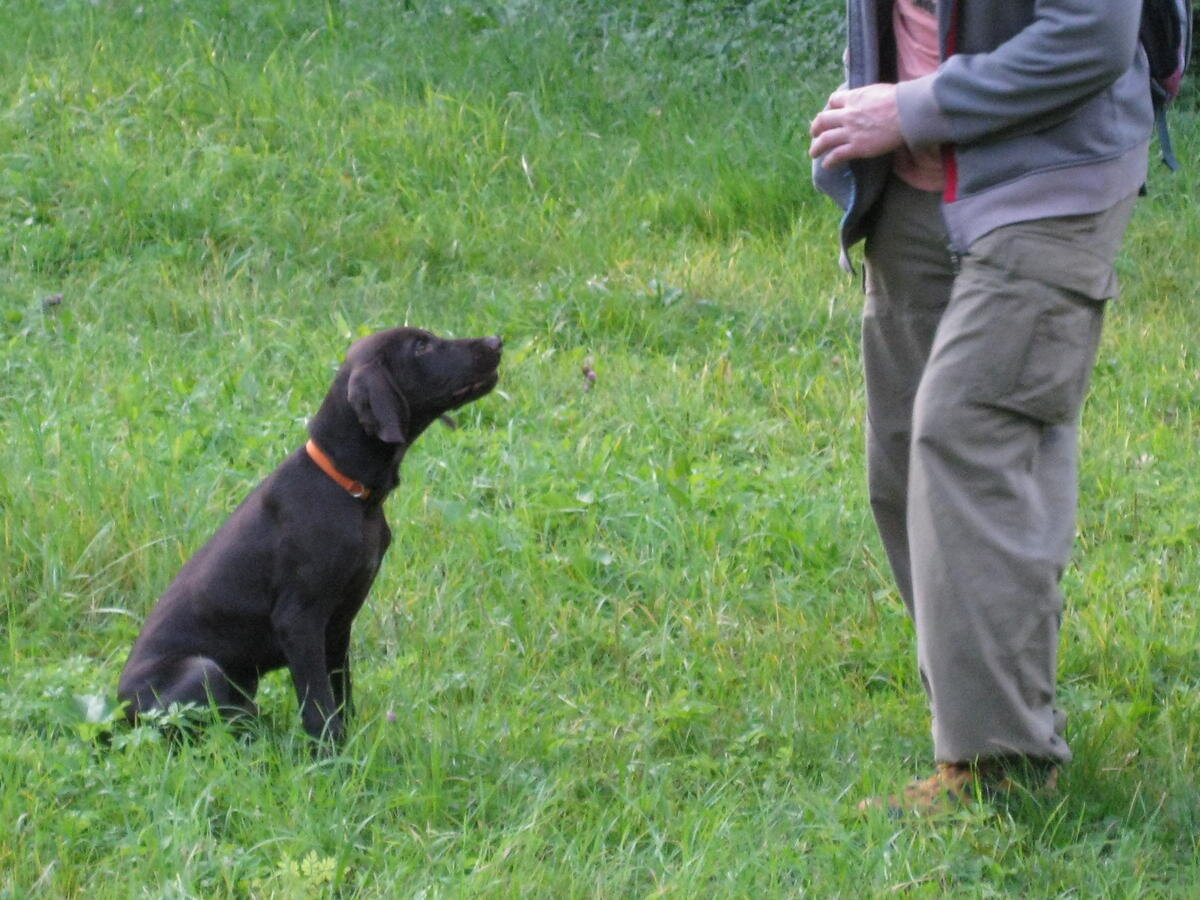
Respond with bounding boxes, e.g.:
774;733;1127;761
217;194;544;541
973;233;1115;425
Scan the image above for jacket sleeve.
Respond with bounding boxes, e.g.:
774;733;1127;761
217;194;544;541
895;0;1143;150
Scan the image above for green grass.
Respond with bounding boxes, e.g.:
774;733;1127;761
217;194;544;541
2;0;1198;895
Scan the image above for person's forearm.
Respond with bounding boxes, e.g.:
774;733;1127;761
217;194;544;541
900;1;1142;150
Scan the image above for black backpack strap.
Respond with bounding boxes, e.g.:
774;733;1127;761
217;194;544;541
1156;104;1180;171
1151;80;1181;171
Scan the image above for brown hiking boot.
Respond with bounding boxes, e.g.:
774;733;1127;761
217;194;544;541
858;759;1059;817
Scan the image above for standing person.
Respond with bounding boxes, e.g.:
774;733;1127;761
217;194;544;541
809;1;1154;813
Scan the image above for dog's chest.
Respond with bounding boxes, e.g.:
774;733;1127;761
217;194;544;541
355;512;391;584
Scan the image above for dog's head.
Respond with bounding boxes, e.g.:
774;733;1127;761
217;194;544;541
344;328;502;444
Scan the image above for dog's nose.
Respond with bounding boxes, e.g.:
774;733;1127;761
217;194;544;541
483;335;502;352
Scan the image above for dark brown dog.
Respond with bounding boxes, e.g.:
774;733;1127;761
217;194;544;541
117;327;501;743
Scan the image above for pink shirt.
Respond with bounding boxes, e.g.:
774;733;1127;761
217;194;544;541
892;0;945;192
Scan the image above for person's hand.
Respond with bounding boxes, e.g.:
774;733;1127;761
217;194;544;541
809;83;905;168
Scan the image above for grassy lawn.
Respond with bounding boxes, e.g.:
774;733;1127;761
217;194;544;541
2;0;1197;895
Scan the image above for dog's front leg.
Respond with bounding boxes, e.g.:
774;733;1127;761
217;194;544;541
272;605;343;744
327;627;354;726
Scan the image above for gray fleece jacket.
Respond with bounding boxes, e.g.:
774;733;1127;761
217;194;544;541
814;0;1154;265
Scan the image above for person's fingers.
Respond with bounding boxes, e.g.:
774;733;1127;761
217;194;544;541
809;125;844;159
810;90;847;136
820;143;853;169
810;84;903;164
809;108;839;140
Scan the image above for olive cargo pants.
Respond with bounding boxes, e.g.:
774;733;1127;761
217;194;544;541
862;177;1137;763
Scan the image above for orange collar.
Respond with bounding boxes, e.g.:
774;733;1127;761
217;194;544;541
305;439;370;499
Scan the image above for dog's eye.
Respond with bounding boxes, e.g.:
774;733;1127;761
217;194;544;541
412;338;431;356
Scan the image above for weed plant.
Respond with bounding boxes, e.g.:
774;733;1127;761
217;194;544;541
2;0;1198;895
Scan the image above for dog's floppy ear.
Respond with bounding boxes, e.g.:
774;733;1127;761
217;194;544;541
347;360;410;443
